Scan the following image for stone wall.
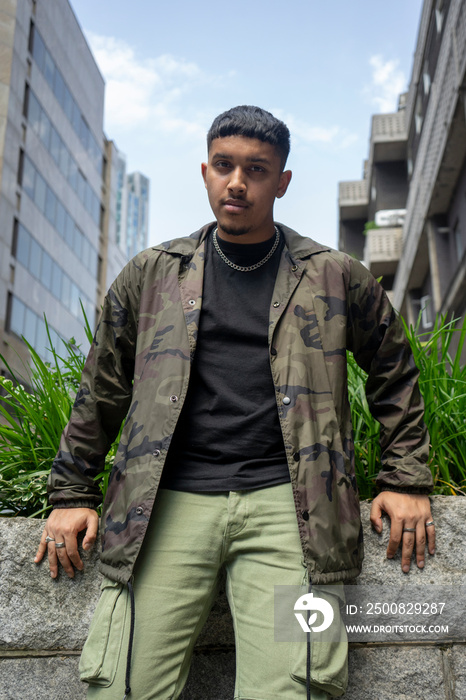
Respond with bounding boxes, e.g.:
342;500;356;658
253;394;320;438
0;496;465;700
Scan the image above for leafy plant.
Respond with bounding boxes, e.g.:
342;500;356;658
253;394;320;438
350;314;466;499
400;314;466;496
363;220;379;236
0;313;120;517
347;351;380;499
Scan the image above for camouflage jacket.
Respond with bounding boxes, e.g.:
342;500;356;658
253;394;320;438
48;223;433;585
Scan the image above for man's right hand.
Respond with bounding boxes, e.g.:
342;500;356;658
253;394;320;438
34;508;99;579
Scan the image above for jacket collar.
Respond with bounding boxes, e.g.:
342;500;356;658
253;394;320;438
152;222;331;260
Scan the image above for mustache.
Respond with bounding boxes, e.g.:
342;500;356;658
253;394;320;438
222;197;249;206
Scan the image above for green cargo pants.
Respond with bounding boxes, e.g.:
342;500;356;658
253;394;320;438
80;484;348;699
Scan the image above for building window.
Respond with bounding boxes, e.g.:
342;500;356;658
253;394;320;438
407;157;413;178
28;20;34;54
53;70;65;105
415;94;423;134
29;238;41;279
435;0;445;33
7;294;66;361
40;251;53;291
49;125;60;163
27;90;41;133
14;221;29;267
454;219;464;261
423;59;431;96
33;172;47;212
102;155;107;182
22;83;30;118
9;295;26;338
420;295;433;329
43;49;55;90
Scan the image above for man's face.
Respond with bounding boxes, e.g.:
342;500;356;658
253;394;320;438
201;135;291;243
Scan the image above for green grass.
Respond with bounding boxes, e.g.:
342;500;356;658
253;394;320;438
401;314;466;497
0;312;119;517
349;314;466;499
0;313;464;516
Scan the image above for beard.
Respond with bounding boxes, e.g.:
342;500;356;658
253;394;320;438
217;223;251;237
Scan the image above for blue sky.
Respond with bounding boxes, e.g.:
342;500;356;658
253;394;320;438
70;0;423;249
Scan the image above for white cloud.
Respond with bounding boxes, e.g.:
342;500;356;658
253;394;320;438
273;110;358;150
86;32;209;135
366;55;407;113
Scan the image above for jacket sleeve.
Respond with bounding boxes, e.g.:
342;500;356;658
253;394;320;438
345;258;433;494
47;259;140;508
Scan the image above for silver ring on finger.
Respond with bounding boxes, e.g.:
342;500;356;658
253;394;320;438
45;536;55;544
402;527;416;533
54;542;66;548
425;521;435;527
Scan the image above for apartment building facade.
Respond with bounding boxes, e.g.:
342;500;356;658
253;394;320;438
339;0;466;332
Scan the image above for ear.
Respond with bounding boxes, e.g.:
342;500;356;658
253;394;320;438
201;162;208;188
276;170;292;199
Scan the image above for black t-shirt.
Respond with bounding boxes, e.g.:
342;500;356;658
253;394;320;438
160;229;290;491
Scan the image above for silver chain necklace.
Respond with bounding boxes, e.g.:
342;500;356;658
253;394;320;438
212;226;280;272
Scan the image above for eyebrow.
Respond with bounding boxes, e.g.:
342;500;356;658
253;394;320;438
211;152;272;165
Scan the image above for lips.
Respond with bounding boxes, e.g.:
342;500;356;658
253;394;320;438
222;199;249;213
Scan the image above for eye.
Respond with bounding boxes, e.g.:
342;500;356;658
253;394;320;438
250;165;265;173
215;160;231;169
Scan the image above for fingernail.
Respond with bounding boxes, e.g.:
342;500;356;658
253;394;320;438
402;565;410;573
418;560;425;568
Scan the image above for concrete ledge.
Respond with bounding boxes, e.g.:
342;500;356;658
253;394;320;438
0;496;465;699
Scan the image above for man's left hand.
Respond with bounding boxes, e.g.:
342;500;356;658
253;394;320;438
370;492;435;573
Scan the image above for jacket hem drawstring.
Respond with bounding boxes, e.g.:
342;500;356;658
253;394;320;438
123;579;136;699
306;577;312;700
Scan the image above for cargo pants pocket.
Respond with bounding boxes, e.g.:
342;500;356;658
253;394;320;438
79;578;128;687
289;584;348;698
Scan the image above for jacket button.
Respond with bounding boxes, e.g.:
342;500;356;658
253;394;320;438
170;395;178;402
291;264;298;272
135;506;144;515
273;301;280;308
188;299;196;306
270;347;277;356
152;449;160;457
301;510;309;521
293;452;300;462
283;396;291;405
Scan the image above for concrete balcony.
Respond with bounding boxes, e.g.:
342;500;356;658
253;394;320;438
363;226;403;278
370;112;407;162
338;180;369;220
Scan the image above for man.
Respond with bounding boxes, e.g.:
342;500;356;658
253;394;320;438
35;106;435;699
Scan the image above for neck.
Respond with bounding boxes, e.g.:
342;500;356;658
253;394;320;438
216;223;276;245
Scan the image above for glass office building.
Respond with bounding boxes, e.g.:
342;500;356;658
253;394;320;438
0;0;149;378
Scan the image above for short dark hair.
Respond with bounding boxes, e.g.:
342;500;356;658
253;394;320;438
207;105;290;169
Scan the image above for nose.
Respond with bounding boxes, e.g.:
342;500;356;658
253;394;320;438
228;166;246;194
